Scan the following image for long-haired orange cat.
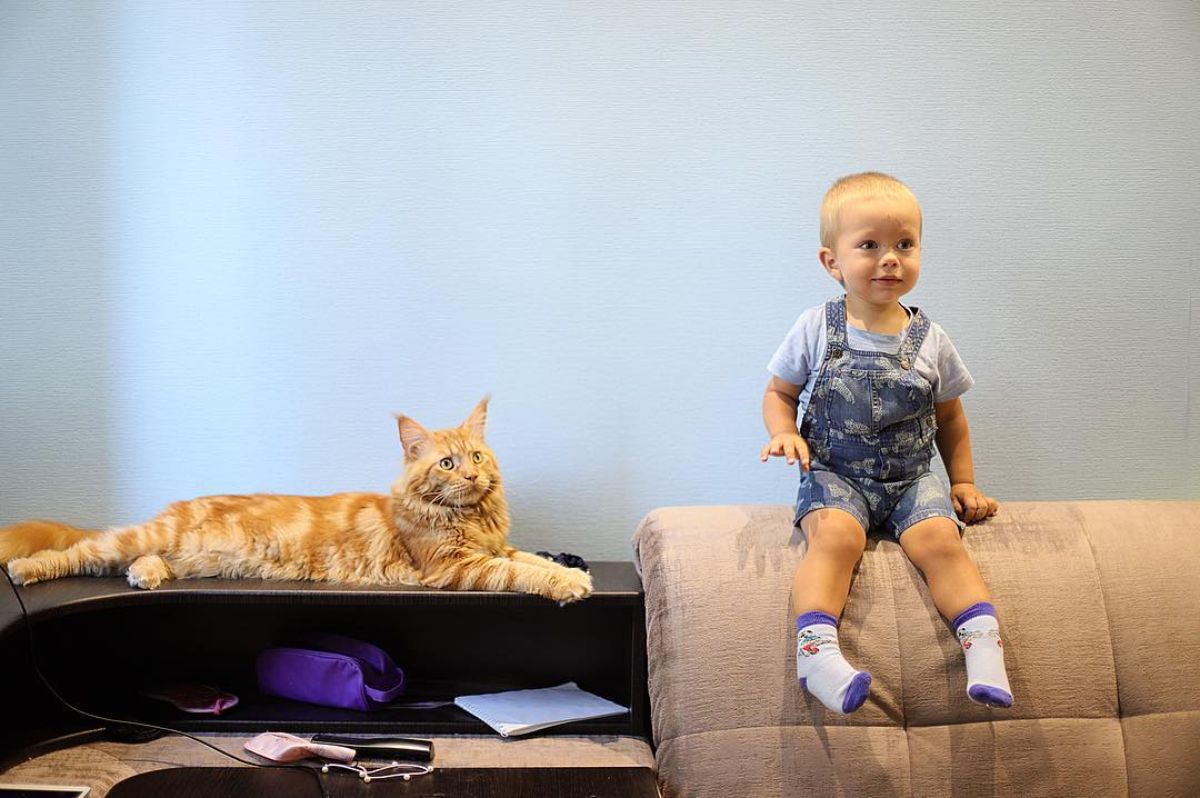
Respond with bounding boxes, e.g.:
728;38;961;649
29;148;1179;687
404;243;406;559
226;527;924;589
0;398;592;603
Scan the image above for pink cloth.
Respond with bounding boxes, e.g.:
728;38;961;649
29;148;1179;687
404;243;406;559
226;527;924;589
139;682;239;715
244;731;357;763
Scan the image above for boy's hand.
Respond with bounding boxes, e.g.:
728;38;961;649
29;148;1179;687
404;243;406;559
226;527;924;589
951;483;999;524
760;433;810;469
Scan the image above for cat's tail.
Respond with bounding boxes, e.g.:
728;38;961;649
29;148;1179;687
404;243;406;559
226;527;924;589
0;520;102;563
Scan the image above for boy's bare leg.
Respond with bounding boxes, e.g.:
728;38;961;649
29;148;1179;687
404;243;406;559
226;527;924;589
791;508;871;714
791;508;866;616
900;517;1013;708
897;517;989;620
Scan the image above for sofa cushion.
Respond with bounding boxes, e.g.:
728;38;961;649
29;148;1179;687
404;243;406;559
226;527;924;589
657;725;912;797
633;501;1200;797
1073;501;1200;717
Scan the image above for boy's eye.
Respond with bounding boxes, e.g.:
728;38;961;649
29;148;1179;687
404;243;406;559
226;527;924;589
897;239;916;251
439;457;455;470
471;451;485;464
857;240;877;250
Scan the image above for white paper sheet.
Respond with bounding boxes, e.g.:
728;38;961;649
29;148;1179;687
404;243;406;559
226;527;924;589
453;682;628;737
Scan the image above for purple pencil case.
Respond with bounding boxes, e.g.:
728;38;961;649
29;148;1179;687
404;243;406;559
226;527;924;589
256;633;406;712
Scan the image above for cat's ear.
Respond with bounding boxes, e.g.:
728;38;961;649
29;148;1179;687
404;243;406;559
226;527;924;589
396;414;432;459
461;395;490;439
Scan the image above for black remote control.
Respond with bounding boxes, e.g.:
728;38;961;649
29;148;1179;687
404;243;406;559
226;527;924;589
310;734;435;762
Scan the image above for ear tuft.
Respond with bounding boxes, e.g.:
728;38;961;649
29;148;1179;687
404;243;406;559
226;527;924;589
461;395;490;439
396;414;431;459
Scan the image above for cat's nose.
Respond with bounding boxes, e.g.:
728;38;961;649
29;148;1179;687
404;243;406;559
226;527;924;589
463;473;478;482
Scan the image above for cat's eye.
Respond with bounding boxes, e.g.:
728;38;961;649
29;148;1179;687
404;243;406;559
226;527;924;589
471;451;485;464
439;457;455;470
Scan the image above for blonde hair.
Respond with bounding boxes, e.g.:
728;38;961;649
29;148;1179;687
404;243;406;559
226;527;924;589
820;172;921;248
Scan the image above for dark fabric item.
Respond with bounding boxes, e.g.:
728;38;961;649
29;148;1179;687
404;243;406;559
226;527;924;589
256;632;405;712
536;551;590;572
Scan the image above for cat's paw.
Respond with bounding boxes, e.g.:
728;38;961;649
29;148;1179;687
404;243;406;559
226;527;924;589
547;567;593;603
5;557;40;586
127;555;171;590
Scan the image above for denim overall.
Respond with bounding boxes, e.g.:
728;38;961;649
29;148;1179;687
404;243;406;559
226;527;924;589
795;297;963;538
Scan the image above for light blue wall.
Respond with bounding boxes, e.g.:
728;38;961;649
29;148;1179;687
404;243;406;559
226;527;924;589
3;2;1198;559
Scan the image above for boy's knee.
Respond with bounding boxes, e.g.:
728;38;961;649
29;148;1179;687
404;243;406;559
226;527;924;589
803;509;867;559
900;517;964;565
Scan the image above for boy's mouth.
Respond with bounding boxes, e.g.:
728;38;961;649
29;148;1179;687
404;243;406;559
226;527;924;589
873;277;902;283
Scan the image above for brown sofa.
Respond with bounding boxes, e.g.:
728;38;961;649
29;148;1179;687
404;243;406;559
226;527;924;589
632;501;1200;797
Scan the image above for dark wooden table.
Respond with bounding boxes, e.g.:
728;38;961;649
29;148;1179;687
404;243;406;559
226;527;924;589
105;766;660;797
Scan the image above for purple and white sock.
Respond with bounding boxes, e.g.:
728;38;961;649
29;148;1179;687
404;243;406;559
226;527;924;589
795;611;871;714
954;602;1014;708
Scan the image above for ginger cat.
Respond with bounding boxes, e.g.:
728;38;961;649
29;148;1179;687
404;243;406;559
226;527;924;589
0;398;592;603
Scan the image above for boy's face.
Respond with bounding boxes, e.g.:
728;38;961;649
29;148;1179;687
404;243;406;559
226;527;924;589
819;195;922;307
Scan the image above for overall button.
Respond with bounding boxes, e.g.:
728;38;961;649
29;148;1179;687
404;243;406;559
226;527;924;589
829;347;842;360
899;357;911;370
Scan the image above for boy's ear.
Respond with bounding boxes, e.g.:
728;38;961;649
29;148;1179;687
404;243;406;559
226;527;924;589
396;415;432;460
818;247;842;284
461;395;490;439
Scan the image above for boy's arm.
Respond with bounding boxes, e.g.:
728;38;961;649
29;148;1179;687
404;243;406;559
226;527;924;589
763;376;801;436
761;377;809;467
934;398;999;523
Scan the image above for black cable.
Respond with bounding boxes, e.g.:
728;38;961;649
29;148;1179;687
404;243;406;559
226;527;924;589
1;565;331;798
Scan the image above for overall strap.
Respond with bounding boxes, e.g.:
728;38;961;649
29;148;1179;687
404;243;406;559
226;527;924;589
824;296;849;356
897;307;931;370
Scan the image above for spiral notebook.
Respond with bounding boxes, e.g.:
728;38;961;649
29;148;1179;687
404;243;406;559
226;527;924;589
453;682;628;737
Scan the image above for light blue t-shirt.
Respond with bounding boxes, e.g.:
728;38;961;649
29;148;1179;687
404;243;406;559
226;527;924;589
767;302;974;421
